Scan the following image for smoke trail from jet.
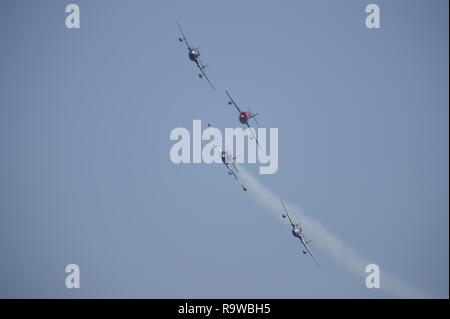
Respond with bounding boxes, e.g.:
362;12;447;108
238;166;428;298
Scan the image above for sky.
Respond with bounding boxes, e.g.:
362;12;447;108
0;0;448;298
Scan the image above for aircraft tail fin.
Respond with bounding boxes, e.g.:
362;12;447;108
249;110;260;126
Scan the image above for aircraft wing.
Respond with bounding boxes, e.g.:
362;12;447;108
246;122;261;149
196;60;215;90
177;22;191;50
280;199;295;227
225;90;242;113
225;163;237;177
249;111;260;127
225;163;247;191
300;236;320;266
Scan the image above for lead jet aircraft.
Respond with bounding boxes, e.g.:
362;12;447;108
177;22;215;90
280;199;319;266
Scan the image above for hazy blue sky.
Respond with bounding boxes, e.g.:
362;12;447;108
0;0;448;298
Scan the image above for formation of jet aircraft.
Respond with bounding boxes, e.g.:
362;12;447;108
178;23;318;265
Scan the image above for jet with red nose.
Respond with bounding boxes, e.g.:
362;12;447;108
225;90;261;147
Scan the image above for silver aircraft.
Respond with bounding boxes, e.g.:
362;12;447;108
214;144;247;192
177;22;215;90
207;124;247;191
280;199;319;266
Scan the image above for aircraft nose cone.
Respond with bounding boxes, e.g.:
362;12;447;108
239;113;248;124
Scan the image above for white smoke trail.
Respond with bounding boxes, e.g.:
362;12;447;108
238;166;429;298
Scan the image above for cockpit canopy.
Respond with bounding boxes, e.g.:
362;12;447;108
292;226;302;236
190;48;200;56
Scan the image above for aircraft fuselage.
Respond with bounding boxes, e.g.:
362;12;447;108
221;150;235;163
292;226;302;238
189;49;200;61
239;112;249;124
